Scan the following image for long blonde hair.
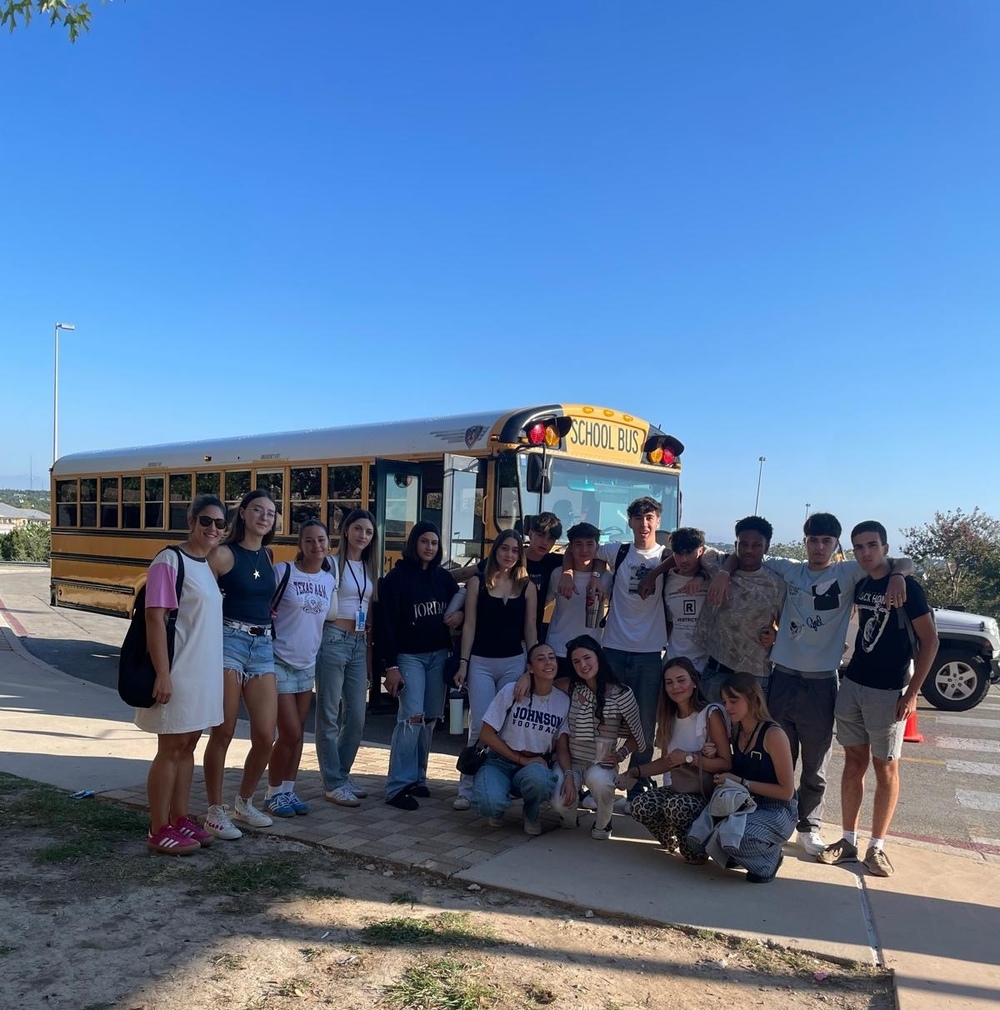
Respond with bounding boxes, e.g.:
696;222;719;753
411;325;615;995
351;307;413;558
483;530;529;594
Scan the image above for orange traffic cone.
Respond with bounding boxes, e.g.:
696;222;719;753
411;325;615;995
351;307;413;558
903;709;923;743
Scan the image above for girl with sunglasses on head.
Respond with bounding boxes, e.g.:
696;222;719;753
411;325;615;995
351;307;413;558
315;508;380;807
202;489;280;839
137;495;226;855
623;657;730;862
452;529;538;810
263;519;339;818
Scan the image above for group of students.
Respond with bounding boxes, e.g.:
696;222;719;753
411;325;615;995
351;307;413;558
138;489;381;854
136;489;937;887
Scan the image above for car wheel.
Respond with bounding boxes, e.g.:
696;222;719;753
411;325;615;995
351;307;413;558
920;649;992;711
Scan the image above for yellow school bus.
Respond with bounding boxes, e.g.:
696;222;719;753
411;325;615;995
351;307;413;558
49;404;684;618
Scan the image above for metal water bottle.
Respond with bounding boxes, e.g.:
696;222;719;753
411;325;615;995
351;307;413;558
585;579;601;629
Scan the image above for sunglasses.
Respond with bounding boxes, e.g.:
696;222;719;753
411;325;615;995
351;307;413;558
197;515;227;529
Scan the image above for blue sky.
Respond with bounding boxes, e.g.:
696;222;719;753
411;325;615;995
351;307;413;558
2;1;998;547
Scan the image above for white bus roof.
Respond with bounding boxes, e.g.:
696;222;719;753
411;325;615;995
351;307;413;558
50;408;580;476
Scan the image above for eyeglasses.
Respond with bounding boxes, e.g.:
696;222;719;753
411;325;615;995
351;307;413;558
197;516;227;529
248;506;277;520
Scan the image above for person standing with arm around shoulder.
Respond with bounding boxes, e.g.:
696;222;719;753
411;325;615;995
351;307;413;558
264;519;338;818
523;512;565;643
139;495;225;854
378;521;463;810
316;508;380;807
203;489;280;839
452;529;538;810
817;521;938;877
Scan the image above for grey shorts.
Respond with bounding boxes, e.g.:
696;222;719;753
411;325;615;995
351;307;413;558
835;676;905;761
274;657;316;695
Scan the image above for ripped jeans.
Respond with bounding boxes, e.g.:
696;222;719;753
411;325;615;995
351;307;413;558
384;650;448;801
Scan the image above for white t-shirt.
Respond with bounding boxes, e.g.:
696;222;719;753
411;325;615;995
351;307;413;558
273;561;338;669
663;570;709;669
335;558;374;620
482;682;570;753
597;542;668;654
545;569;612;657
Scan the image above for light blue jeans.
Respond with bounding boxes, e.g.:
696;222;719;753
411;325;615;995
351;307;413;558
315;625;368;791
473;754;559;822
385;649;448;801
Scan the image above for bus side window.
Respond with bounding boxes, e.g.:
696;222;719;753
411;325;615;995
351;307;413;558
225;470;251;524
122;476;141;529
327;464;363;547
169;474;192;530
291;466;322;533
56;479;78;527
144;476;164;529
80;478;97;528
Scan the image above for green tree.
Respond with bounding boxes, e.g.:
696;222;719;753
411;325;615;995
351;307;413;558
1;1;99;42
902;508;1000;616
768;540;808;562
0;524;51;562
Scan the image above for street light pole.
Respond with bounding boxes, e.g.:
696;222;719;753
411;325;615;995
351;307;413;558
753;455;766;513
53;322;76;464
805;502;811;520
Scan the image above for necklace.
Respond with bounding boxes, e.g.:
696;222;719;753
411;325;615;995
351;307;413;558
738;720;759;751
247;546;262;579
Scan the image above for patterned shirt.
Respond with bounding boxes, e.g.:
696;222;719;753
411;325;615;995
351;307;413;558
695;565;786;676
561;683;646;769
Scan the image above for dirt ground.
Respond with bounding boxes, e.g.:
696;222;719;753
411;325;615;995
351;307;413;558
0;775;893;1010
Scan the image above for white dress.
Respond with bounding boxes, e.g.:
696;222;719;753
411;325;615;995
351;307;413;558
134;547;224;735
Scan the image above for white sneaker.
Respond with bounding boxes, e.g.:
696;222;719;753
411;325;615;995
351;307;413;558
523;818;542;836
326;785;362;807
345;777;368;798
452;796;472;811
797;830;825;856
204;804;242;840
233;795;273;828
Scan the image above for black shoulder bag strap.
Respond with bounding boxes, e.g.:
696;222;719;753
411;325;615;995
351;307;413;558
599;543;631;629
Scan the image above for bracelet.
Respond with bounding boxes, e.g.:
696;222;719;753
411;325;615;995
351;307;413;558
386;666;399;672
459;658;469;665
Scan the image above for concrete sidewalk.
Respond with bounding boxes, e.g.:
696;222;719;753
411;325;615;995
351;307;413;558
1;618;998;1009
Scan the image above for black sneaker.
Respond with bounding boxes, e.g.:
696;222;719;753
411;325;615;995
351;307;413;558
387;791;419;811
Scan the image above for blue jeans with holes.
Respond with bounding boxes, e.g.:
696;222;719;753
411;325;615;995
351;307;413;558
384;649;448;801
473;754;558;822
315;625;369;791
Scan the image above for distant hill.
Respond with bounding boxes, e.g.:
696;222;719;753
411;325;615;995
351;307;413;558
0;489;51;513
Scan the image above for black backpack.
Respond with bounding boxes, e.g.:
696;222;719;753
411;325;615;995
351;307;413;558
601;542;670;629
118;547;185;708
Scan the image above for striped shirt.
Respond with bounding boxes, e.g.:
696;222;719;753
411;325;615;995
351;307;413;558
562;683;646;769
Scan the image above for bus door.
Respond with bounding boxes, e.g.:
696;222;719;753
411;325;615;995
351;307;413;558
441;454;482;569
374;460;423;575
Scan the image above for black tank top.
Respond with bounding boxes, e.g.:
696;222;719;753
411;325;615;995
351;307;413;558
218;543;276;623
472;578;528;658
731;720;779;785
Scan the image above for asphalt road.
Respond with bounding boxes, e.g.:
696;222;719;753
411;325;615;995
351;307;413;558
2;564;998;853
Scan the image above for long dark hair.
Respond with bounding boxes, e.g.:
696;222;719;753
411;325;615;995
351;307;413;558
403;520;443;568
565;634;621;724
483;529;529;593
337;508;380;590
655;656;707;751
222;489;276;547
294;518;335;572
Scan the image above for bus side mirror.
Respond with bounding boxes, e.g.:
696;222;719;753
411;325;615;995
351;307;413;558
525;454;551;495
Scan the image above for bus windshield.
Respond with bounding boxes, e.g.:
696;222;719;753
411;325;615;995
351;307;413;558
518;456;680;540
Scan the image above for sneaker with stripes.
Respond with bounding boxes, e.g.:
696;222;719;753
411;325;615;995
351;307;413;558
147;825;200;855
173;816;214;847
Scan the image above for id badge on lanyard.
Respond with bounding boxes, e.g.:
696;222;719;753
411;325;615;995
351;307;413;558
349;561;368;633
355;606;367;633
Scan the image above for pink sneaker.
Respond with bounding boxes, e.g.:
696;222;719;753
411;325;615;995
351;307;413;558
147;824;200;856
174;816;215;847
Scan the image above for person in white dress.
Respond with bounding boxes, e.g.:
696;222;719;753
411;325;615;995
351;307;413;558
138;494;225;855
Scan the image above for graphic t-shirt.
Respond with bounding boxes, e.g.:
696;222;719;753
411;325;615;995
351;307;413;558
597;542;668;654
664;570;709;669
272;562;338;669
545;568;612;657
765;557;866;675
845;574;931;691
481;682;570;753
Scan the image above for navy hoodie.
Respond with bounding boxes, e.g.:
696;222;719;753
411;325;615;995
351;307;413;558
377;558;460;667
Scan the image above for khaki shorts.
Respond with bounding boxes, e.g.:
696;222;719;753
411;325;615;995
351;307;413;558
835;676;905;761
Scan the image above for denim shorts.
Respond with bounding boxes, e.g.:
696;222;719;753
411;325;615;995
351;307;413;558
274;657;316;695
222;625;275;683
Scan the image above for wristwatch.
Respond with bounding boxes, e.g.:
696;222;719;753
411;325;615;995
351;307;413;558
684;754;693;765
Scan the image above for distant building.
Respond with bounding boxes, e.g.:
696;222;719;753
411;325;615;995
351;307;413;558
0;502;51;533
